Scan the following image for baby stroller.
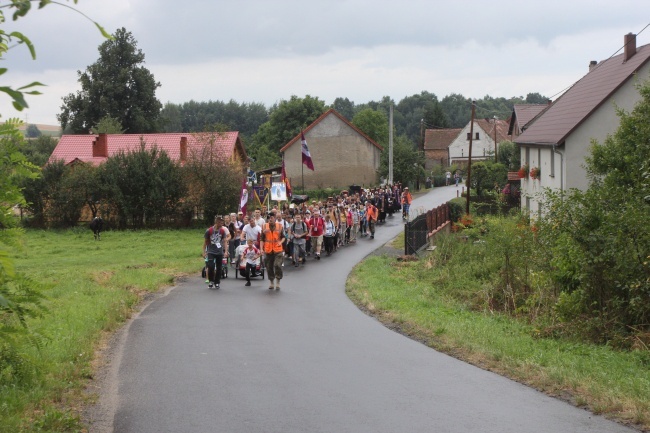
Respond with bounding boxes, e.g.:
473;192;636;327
234;244;264;280
202;256;228;282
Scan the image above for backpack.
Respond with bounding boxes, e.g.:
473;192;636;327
291;221;307;233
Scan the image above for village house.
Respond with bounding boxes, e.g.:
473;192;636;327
48;132;247;166
447;118;509;168
423;128;461;170
507;104;548;139
515;33;650;215
280;109;382;190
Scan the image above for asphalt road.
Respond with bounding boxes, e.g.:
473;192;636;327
96;186;635;433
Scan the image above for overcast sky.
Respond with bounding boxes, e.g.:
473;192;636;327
3;0;650;125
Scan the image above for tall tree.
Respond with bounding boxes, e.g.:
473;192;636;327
251;95;326;154
352;108;389;146
332;97;355;120
377;135;424;187
25;124;41;138
58;27;162;134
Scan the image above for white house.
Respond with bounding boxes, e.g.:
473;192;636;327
448;118;509;167
515;33;650;216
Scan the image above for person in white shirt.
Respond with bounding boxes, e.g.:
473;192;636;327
240;238;261;286
254;208;265;227
323;214;336;256
241;216;262;248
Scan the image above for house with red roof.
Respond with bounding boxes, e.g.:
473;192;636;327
423;128;462;170
280;109;382;190
515;33;650;215
507;103;549;138
448;118;510;167
48;132;247;167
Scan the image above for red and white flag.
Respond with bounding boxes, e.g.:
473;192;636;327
281;158;292;196
239;177;248;215
301;131;315;171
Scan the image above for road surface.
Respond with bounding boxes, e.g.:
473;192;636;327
91;186;634;433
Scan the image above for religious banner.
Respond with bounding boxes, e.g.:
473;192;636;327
270;182;287;201
253;185;268;207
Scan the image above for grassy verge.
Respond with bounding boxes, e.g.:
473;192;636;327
346;253;650;432
4;228;203;432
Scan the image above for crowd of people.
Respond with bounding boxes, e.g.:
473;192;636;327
202;183;414;290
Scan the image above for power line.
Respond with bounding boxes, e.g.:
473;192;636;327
548;22;650;100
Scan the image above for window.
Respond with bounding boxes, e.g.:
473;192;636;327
476;132;480;140
525;147;530;165
466;132;471;140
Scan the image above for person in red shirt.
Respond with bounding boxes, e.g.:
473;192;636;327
309;209;325;260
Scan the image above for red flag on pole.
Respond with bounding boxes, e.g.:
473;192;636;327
281;158;292;196
239;177;248;215
301;131;315;171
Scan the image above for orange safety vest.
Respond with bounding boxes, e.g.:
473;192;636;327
262;223;284;254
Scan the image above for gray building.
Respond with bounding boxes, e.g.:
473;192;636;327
281;109;382;190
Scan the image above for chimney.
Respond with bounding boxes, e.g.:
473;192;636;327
624;33;637;62
180;136;188;162
589;60;598;71
92;133;108;158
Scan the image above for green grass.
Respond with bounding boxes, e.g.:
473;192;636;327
4;227;649;431
3;228;202;432
347;254;650;430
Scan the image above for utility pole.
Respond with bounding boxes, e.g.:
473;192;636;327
417;118;424;190
389;105;394;185
493;115;498;162
466;101;476;215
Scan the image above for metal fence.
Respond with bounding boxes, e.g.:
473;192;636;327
404;203;450;256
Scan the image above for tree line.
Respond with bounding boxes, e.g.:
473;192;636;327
54;27;546;176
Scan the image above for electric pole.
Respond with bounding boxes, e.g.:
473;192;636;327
466;101;476;215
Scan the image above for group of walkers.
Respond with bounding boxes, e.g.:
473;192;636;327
202;183;413;290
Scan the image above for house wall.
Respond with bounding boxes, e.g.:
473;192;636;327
449;122;497;164
424;149;447;170
520;145;562;215
564;66;650;191
520;65;650;213
284;114;381;190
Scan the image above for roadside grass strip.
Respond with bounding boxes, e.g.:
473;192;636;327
3;229;202;433
346;254;650;431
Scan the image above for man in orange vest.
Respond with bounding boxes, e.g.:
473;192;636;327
261;211;286;290
365;201;378;239
401;187;413;220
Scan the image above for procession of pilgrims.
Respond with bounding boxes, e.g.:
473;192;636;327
222;182;413;272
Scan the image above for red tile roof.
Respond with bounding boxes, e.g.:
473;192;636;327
423;128;462;150
476;118;510;143
516;42;650;146
48;132;246;166
280;108;383;152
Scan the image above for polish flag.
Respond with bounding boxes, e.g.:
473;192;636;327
301;131;315;171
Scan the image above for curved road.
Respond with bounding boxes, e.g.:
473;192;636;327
96;187;634;433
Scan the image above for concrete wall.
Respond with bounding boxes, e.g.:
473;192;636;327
283;113;381;190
